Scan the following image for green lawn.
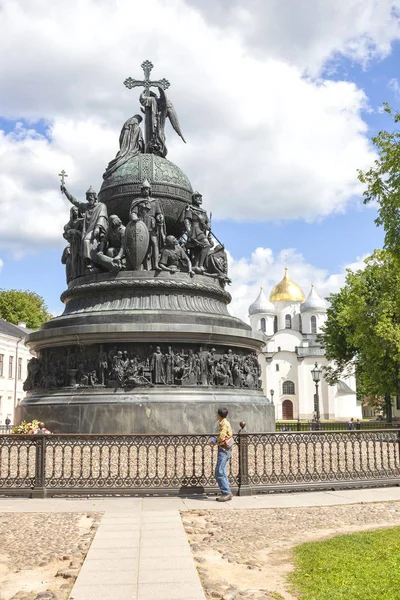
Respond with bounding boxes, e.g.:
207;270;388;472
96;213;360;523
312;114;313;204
289;526;400;600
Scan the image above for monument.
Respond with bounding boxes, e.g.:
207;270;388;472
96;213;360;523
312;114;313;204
16;61;275;433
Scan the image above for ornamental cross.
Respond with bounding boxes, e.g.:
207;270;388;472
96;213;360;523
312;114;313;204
123;60;170;93
58;169;68;186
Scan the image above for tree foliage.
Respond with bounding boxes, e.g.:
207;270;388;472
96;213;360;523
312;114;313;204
358;103;400;256
0;289;52;329
320;250;400;419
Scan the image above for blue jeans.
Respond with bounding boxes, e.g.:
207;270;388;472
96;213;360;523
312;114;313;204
215;448;232;495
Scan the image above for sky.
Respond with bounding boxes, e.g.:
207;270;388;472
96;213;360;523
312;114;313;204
0;0;399;322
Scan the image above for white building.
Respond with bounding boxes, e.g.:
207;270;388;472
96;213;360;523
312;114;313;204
0;319;34;425
249;269;362;421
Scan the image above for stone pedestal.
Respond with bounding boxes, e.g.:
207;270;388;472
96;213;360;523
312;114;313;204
19;270;275;433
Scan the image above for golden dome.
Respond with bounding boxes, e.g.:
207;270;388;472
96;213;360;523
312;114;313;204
269;268;305;303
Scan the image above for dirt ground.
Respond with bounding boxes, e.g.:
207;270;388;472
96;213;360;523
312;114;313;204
182;500;400;600
0;512;101;600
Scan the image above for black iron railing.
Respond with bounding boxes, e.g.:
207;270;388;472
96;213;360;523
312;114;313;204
276;421;398;432
0;430;399;498
0;425;13;434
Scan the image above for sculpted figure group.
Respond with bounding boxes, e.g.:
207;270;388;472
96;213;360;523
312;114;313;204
60;180;229;285
24;345;261;391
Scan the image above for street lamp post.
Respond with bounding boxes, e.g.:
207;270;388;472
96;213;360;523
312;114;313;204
311;362;322;424
270;389;274;405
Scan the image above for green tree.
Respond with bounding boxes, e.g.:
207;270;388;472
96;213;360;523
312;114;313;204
0;289;52;329
358;103;400;256
320;250;400;421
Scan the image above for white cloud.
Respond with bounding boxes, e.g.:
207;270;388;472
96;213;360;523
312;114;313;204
389;77;400;98
228;247;369;322
0;0;394;252
187;0;400;75
0;258;3;272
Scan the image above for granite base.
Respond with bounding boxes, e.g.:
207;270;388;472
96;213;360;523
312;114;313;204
15;388;275;434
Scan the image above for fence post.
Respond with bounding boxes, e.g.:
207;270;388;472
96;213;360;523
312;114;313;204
397;428;400;468
32;435;47;499
237;422;252;496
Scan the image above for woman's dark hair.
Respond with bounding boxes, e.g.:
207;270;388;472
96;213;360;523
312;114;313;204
217;407;228;418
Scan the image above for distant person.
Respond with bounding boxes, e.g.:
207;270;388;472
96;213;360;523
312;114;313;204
348;418;354;431
5;417;11;428
209;407;234;502
355;419;361;431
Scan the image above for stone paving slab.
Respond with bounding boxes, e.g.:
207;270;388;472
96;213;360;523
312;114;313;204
139;567;199;584
69;583;138;600
138;582;205;600
140;545;194;557
81;557;138;571
87;546;140;560
90;536;141;549
139;555;198;570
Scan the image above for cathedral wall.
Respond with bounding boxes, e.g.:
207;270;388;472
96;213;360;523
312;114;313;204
301;311;327;334
274;301;302;331
249;313;275;336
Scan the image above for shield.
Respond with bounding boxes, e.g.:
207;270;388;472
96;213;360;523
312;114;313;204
124;220;150;270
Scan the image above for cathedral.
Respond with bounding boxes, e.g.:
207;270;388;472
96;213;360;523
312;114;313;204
249;268;362;421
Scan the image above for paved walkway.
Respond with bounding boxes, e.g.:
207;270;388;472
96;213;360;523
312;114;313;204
1;487;400;599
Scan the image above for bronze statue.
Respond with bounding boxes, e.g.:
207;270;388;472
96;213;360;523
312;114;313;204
97;344;108;386
97;214;126;273
103;114;144;180
159;235;194;276
62;206;83;281
124;60;185;157
182;192;213;273
150;346;165;384
61;184;108;274
128;180;164;270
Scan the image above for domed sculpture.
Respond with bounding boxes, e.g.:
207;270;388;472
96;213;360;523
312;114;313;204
99;153;193;233
270;268;305;303
17;60;274;434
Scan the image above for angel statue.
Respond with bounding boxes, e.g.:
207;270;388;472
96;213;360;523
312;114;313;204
140;87;185;158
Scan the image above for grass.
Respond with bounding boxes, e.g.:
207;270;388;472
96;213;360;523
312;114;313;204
288;526;400;600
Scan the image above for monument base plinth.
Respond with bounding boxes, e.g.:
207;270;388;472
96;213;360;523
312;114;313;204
16;387;275;434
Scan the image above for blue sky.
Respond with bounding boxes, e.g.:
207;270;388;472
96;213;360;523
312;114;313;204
0;1;399;321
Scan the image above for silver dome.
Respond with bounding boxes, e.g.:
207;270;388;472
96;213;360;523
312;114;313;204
249;288;276;316
300;285;327;313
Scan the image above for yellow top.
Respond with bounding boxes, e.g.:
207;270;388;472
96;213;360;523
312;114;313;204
269;268;305;303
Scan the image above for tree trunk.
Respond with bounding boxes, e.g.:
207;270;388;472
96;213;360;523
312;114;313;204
385;393;393;423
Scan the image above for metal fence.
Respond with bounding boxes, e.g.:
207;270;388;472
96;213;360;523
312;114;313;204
1;429;399;498
0;425;13;434
276;420;398;432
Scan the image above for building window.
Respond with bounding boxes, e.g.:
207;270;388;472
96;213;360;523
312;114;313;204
299;314;302;333
0;354;3;377
285;314;292;329
18;357;22;380
8;356;13;379
273;315;278;333
275;364;279;371
311;315;317;334
282;380;295;394
260;318;266;333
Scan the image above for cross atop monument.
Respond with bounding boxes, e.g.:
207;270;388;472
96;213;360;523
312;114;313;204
123;60;170;93
58;169;68;187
